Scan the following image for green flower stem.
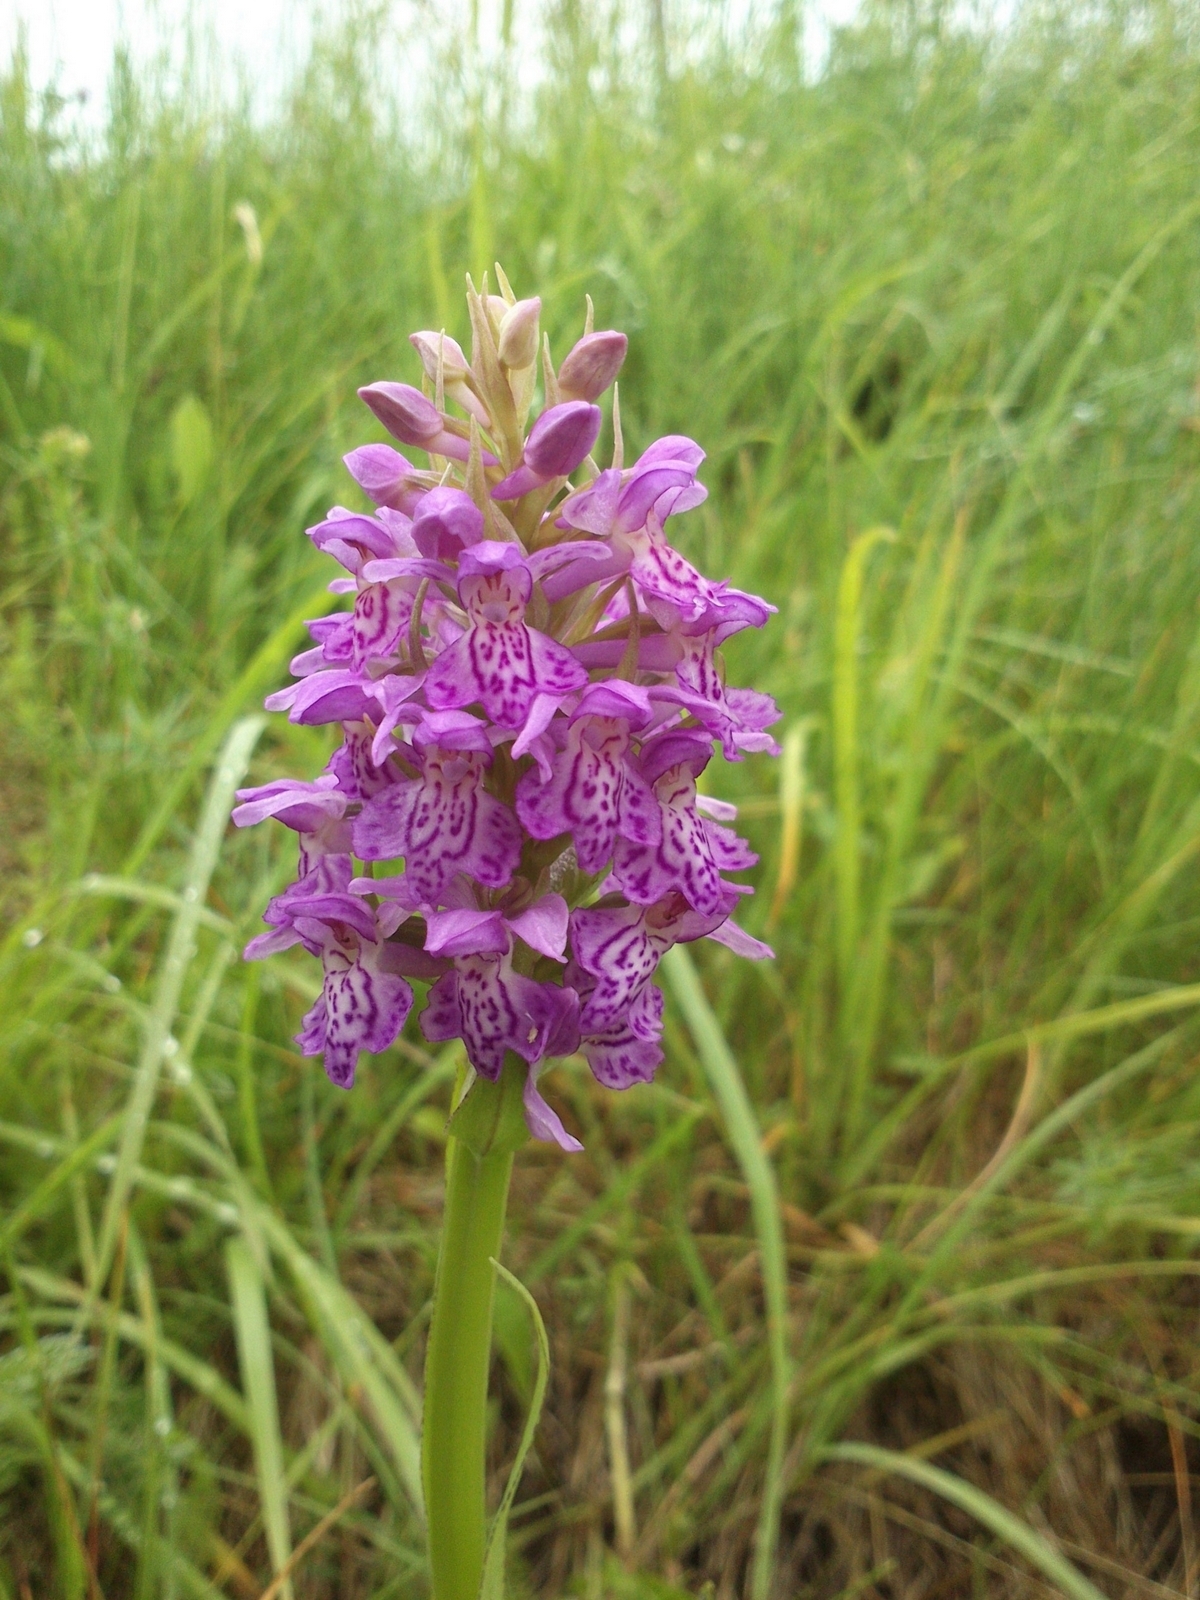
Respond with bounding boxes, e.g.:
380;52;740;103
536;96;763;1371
423;1057;527;1600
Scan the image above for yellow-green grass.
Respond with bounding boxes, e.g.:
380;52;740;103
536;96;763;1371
4;1;1200;1594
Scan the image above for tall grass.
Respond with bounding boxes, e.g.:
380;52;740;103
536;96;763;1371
5;0;1200;1593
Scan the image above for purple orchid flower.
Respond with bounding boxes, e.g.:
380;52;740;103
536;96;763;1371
568;888;771;1035
243;856;415;1089
515;680;662;872
418;893;582;1149
351;710;522;910
423;542;588;733
611;730;758;917
642;593;782;758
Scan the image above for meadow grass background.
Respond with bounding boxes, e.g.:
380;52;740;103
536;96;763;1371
6;0;1200;1594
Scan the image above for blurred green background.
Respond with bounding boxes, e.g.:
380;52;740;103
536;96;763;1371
6;0;1200;1594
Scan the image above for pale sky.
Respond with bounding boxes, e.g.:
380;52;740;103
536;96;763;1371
0;0;867;126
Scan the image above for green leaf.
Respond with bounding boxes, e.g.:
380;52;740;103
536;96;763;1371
169;394;214;506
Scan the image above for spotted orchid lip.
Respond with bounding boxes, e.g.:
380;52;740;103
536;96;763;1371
236;286;778;1136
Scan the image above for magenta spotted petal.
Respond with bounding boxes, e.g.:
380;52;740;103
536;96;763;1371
297;934;415;1089
610;731;757;917
420;952;579;1080
350;581;414;670
516;688;661;873
580;985;665;1089
424;542;586;732
353;742;521;908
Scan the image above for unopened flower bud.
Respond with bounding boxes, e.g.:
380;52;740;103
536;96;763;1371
558;330;628;402
343;443;424;513
409;331;472;386
358;382;495;467
527;401;602;477
359;382;442;445
498;297;542;370
491;400;603;500
408;331;490;426
486;295;510;333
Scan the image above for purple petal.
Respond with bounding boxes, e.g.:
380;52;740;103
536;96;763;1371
523;1067;584;1152
634;435;706;473
706;919;774;961
343;444;425;513
412;487;485;559
507;894;570;962
555;467;623;536
317;941;414;1089
614;464;703;537
351;582;412;669
232;774;346;833
267;670;372;727
423;907;509;958
419;970;463;1045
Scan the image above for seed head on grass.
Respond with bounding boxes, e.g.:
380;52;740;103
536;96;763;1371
234;274;780;1145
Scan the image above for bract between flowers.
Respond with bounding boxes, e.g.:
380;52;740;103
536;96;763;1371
234;272;781;1149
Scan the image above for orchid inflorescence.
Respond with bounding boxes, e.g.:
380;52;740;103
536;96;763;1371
234;271;781;1150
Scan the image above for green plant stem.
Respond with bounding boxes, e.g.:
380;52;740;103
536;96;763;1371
423;1132;514;1600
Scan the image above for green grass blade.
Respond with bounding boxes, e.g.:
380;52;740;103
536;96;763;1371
254;1207;425;1516
93;714;264;1289
661;945;789;1600
226;1237;294;1600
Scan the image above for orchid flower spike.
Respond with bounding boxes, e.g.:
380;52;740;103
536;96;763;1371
235;271;781;1149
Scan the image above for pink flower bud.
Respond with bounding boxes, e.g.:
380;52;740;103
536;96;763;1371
358;382;496;467
491;401;603;500
359;382;442;445
343;444;423;513
558;330;628;401
498;297;542;370
527;401;603;476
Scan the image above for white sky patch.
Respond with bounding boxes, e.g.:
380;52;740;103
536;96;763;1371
1;0;873;122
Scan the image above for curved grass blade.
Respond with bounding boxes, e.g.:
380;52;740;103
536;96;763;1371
480;1261;550;1600
819;1443;1106;1600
